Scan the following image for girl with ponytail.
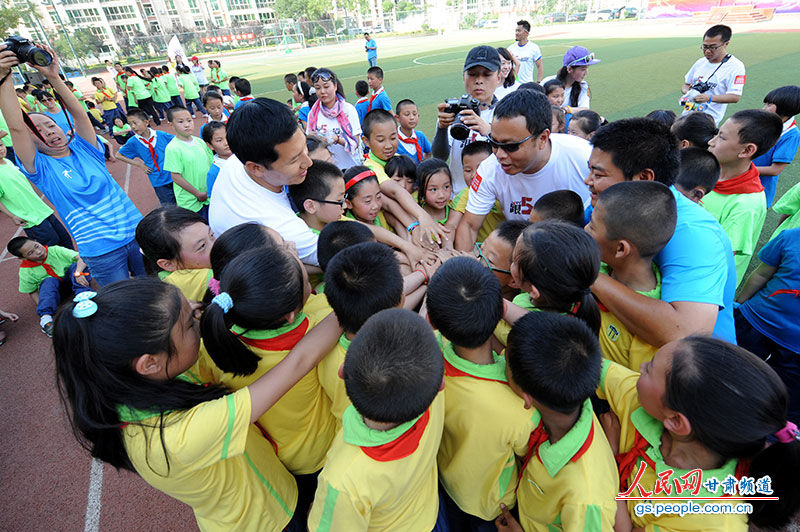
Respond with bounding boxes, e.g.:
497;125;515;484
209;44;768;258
599;336;800;531
53;277;340;531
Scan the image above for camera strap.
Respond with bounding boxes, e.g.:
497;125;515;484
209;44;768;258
705;54;731;84
0;71;11;86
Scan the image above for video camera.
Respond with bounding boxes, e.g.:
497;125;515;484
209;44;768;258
2;36;52;67
443;95;481;141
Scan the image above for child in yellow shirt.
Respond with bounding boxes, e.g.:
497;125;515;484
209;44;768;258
54;277;341;532
308;308;447;531
427;257;534;526
497;311;618;532
585;181;677;371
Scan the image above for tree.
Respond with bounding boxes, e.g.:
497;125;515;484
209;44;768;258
0;6;21;37
273;0;332;21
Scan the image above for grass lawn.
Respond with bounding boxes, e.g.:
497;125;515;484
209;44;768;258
240;31;800;275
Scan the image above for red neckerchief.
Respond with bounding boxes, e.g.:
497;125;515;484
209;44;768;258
443;358;507;384
515;418;595;493
713;163;764;195
360;409;430;462
367;87;384;113
616;429;656;492
239;95;254;102
137;132;161;172
356;96;369;105
20;247;59;278
398;129;422;163
238;317;310;351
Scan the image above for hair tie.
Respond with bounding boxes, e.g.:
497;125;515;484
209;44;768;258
774;421;800;443
570;301;582;315
345;170;376;192
208;277;221;296
212;292;234;314
73;291;98;318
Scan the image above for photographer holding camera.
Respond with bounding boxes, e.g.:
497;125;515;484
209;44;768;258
432;45;502;194
680;25;745;125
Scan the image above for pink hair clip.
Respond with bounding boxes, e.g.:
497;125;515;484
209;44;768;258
774;421;799;443
208;277;221;296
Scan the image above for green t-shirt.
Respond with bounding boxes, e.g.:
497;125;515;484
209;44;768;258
18;245;78;293
178;74;200;100
113;124;132;135
150;77;171;103
703;189;766;287
511;292;537;311
0;160;53;227
126;76;151;101
0;109;13;147
163;137;213;212
771;180;800;241
71;88;88;112
163;75;180;97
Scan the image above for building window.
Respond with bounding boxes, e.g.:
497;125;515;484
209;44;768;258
65;8;101;24
102;5;137;21
258;11;274;21
228;0;252;10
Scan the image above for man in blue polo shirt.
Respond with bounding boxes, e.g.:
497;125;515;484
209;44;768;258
364;33;378;67
585;117;737;345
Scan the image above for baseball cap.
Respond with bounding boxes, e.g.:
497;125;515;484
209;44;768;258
191;56;199;61
464;45;500;72
562;46;601;67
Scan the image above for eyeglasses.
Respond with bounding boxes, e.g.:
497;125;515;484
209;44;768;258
473;242;511;275
310;197;346;207
487;133;534;153
567;53;595;67
701;43;725;51
311;70;334;83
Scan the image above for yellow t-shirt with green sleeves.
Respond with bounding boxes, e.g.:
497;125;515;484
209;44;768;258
494;293;538;346
363;151;389;183
517;398;618;532
119;386;297;532
209;293;336;475
438;340;534;520
308;392;445;532
344;209;392;232
599;263;660;372
317;333;352;423
159;268;213;302
597;360;748;531
453;187;506;242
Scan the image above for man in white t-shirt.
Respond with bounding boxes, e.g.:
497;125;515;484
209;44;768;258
209;98;318;265
431;45;502;195
681;24;745;125
507;20;542;84
454;90;591;250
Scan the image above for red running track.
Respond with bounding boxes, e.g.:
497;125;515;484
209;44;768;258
0;117;210;532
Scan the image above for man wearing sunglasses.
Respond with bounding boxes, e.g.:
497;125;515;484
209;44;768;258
454;89;591;251
431;45;502;195
681;24;745;125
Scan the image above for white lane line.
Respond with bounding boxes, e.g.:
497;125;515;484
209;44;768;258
123;163;131;194
0;225;24;262
83;457;104;532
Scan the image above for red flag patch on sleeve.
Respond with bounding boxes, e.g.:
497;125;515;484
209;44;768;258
471;173;483;192
734;75;746;85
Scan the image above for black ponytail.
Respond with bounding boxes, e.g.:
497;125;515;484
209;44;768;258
200;247;304;377
666;337;800;529
515;221;601;334
556;66;581;108
53;279;227;472
136;206;207;275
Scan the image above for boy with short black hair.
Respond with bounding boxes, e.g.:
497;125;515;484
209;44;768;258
396;99;431;163
161;65;184;108
7;236;91;337
366;66;391;113
283;73;297;93
499;311;618;531
317;220;375;271
585;181;677;370
427;257;533;528
116;107;177;206
477;220;528;300
288;160;346;234
233;78;253;109
354;80;370;125
675;146;720;203
163;106;214;220
706;109;783;285
530;189;584;226
308;308;445;532
754;85;800;207
362;109;398;181
318;242;404;420
227;75;240;105
453;140;503;242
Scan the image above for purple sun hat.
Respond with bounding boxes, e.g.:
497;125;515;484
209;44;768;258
562;46;601;68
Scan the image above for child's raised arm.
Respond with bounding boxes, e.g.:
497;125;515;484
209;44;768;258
0;48;36;172
248;312;341;423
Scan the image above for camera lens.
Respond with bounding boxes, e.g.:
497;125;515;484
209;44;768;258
29;49;52;66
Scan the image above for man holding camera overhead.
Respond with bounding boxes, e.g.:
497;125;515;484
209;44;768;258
681;24;746;125
432;45;502;195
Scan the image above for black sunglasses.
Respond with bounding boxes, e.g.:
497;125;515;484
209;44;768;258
311;70;334;83
486;133;534;153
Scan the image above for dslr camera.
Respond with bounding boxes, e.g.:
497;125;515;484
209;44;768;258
689;80;714;94
443;95;481;141
3;36;52;66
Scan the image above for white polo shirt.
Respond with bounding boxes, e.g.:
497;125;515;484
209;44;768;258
507;41;542;83
209;156;319;265
466;133;592;220
683;54;746;124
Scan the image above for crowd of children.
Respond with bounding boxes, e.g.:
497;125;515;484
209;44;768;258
1;30;800;532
